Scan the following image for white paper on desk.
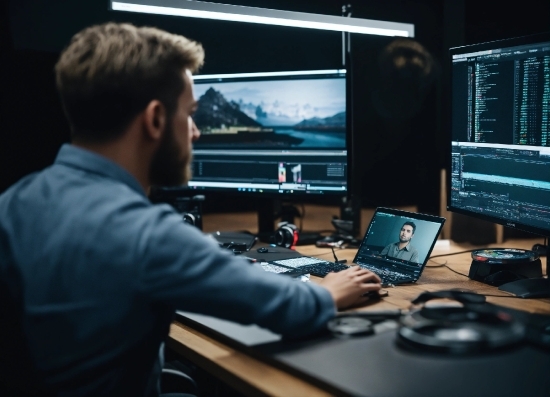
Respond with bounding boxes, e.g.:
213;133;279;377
176;311;282;346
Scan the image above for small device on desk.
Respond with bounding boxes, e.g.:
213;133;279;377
469;248;543;286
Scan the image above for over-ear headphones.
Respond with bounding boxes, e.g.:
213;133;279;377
398;290;525;354
274;222;299;248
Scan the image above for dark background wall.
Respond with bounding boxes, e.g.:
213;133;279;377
1;1;549;217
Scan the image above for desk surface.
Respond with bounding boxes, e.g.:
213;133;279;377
168;238;550;397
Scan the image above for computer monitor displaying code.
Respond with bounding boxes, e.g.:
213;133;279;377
188;69;348;197
449;32;550;236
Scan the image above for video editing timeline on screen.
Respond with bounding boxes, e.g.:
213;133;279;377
189;149;347;195
451;38;550;232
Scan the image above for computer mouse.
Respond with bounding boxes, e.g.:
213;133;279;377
256;247;269;253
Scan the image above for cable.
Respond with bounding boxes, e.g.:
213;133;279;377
330;246;347;264
330;246;338;262
442;265;469;278
425;258;447;267
299;203;305;232
429;249;478;259
427;258;469;277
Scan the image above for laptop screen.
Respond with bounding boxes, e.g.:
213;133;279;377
354;208;445;281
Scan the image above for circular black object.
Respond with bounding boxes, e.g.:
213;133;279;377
327;317;374;337
398;306;525;354
469;249;543;286
471;248;539;264
182;212;196;226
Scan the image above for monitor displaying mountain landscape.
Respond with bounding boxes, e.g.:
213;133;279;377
193;71;346;149
185;70;349;199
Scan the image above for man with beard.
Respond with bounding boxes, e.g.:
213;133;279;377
0;23;382;396
380;221;419;262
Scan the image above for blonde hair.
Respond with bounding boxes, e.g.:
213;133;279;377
55;23;204;142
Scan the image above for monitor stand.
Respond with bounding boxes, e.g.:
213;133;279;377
318;195;362;247
498;244;550;298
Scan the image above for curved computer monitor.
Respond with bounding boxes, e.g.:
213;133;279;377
188;69;349;198
448;31;550;297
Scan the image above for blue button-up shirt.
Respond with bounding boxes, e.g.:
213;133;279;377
0;144;335;396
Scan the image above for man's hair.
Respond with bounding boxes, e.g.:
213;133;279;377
402;221;416;234
55;23;205;143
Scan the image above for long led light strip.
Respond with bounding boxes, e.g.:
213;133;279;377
193;69;345;80
111;1;414;37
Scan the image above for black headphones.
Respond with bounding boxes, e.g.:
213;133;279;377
398;290;525;354
274;222;299;248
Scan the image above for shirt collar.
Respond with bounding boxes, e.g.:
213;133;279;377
395;241;411;251
54;144;146;197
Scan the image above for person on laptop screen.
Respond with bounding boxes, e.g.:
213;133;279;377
380;221;419;262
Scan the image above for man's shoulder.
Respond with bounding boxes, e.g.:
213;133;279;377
1;164;166;230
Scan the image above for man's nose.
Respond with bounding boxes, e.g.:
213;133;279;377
191;120;201;142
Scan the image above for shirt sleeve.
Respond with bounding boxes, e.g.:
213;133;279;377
133;204;336;338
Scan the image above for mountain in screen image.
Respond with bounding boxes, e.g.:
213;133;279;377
194;87;262;131
293;111;346;131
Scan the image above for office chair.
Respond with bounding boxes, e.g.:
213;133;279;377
0;275;52;396
160;367;199;397
0;274;197;396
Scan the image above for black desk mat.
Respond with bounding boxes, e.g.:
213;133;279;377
261;330;550;397
175;309;550;397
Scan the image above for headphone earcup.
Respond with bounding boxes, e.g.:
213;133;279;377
274;223;299;248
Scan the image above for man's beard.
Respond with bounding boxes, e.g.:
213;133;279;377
399;236;410;243
149;123;192;187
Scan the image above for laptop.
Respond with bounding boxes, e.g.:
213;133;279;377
247;207;445;286
262;207;445;285
352;207;445;286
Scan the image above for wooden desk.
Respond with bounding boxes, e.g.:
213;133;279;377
168;238;550;397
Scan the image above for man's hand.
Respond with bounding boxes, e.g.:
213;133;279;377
319;266;382;309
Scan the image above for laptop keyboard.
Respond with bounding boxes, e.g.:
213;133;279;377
358;263;411;285
272;257;348;277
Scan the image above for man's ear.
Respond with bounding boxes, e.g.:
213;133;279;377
143;100;166;141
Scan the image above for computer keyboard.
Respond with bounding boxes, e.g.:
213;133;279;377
272;257;325;268
300;262;349;277
272;257;348;277
259;262;299;274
